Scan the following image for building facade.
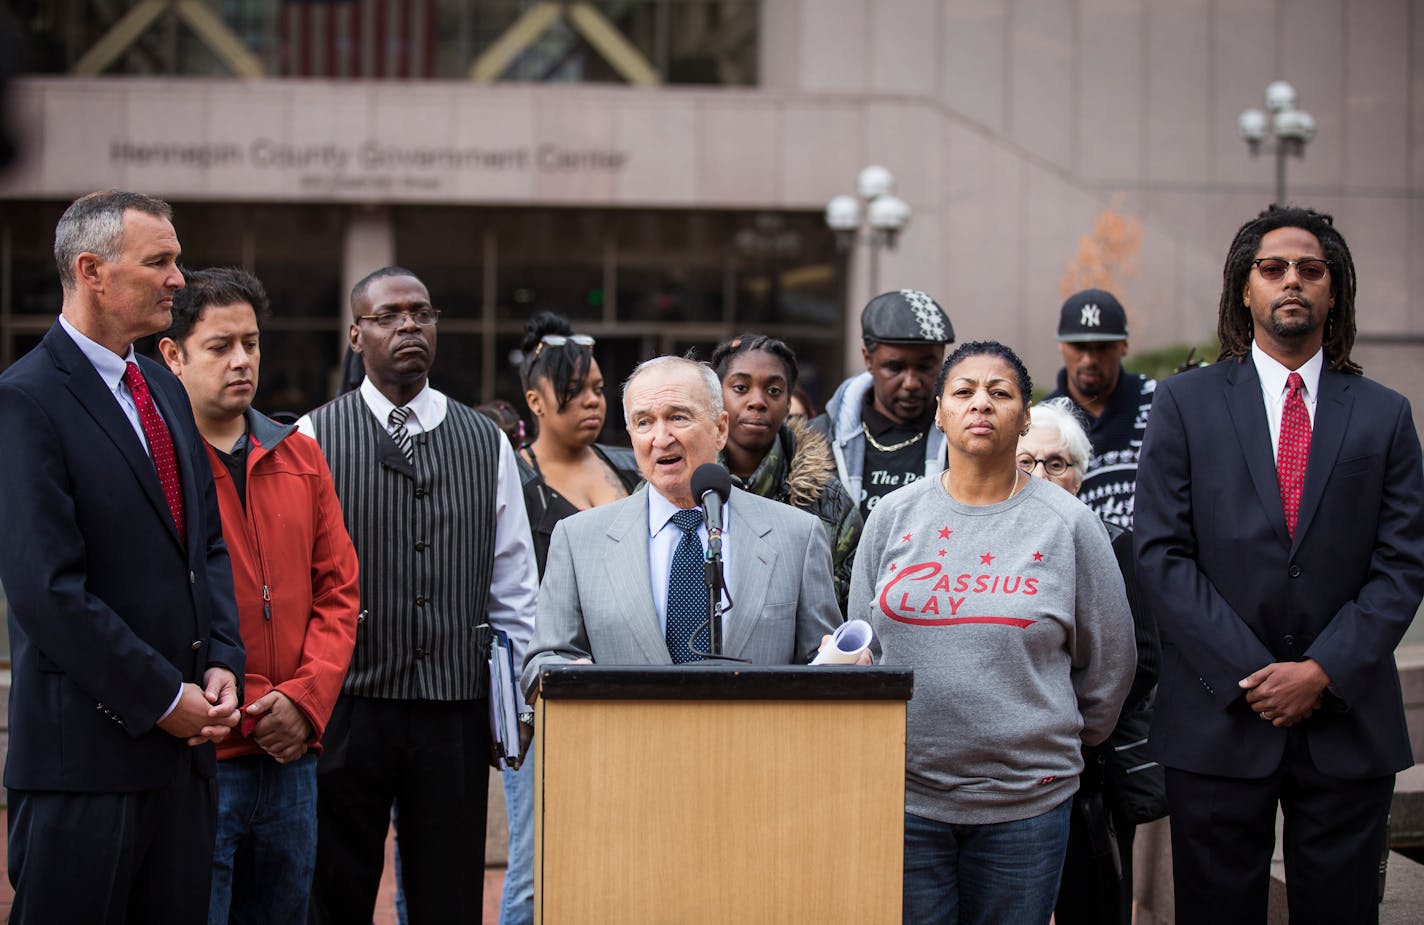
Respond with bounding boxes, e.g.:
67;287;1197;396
2;0;1422;423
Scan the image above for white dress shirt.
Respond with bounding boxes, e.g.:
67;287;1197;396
1251;341;1323;463
58;315;158;457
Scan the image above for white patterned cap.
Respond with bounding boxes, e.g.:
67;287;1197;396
860;290;955;345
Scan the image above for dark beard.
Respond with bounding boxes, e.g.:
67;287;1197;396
1074;376;1107;399
1071;366;1120;400
1269;300;1323;340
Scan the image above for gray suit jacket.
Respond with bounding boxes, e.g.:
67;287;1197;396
521;487;842;698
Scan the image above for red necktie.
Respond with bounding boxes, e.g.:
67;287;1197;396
123;361;186;545
1277;371;1311;539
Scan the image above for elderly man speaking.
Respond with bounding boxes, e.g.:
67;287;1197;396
522;356;842;696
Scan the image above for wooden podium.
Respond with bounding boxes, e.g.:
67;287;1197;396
532;664;913;924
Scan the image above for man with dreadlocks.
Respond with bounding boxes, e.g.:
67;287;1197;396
1134;205;1424;925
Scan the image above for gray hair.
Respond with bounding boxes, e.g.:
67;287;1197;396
54;190;174;295
622;355;723;420
1028;397;1093;475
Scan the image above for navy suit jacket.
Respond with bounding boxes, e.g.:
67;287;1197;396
1134;357;1424;780
0;322;244;792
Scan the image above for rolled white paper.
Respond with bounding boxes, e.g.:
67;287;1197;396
811;619;874;665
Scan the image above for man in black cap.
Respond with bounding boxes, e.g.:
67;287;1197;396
1042;288;1155;529
810;289;955;519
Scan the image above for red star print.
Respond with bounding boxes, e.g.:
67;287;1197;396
1033;551;1044;562
889;562;898;571
980;552;995;565
902;532;913;543
937;526;952;539
937;549;947;557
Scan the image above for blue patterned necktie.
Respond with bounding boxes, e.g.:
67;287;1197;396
665;508;708;664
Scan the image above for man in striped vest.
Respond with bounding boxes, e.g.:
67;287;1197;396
298;266;538;923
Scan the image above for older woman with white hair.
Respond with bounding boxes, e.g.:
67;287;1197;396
1018;397;1163;925
1015;398;1094;495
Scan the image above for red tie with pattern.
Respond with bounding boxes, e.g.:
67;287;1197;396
123;361;186;545
1277;371;1311;539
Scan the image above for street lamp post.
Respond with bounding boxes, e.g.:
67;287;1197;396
1238;80;1316;207
825;165;911;298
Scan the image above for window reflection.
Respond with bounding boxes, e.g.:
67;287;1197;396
14;1;759;86
0;202;844;426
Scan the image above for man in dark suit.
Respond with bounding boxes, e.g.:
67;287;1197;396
1135;205;1424;925
0;190;245;924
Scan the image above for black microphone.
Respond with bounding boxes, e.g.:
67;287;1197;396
691;462;732;657
690;462;731;559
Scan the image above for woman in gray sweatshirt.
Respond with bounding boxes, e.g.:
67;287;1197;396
848;341;1135;925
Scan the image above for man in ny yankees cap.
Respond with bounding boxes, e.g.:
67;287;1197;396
809;289;955;520
1042;288;1156;529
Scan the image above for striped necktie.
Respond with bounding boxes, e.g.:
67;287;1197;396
388;406;414;463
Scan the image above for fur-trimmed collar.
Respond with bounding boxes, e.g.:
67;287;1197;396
781;417;835;507
726;417;839;507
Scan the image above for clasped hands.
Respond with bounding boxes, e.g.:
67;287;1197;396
243;689;314;764
157;670;313;762
157;667;242;746
1239;658;1329;728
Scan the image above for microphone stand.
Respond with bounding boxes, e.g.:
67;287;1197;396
704;523;725;657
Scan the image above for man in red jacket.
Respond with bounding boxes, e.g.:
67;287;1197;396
160;266;360;925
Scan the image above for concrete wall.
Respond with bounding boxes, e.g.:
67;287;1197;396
6;1;1424;405
762;0;1424;398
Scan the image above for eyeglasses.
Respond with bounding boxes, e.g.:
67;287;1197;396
531;333;595;361
1252;257;1329;283
1016;454;1072;477
356;308;440;328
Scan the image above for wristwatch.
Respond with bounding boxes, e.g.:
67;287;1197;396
518;710;535;726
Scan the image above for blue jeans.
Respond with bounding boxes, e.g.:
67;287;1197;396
499;753;536;925
209;753;318;925
903;798;1072;925
393;804;408;925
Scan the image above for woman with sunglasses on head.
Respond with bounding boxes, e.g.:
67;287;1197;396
1018;397;1164;925
710;334;862;614
849;340;1135;925
517;312;641;575
497;312;640;925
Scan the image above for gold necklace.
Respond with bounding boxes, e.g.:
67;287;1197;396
941;468;1022;504
863;424;926;453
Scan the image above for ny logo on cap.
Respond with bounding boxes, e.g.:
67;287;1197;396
1080;304;1101;327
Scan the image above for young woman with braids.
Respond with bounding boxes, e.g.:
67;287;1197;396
710;334;862;613
497;311;640;925
517;311;641;575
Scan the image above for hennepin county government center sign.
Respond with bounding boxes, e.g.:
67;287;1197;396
108;138;630;194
